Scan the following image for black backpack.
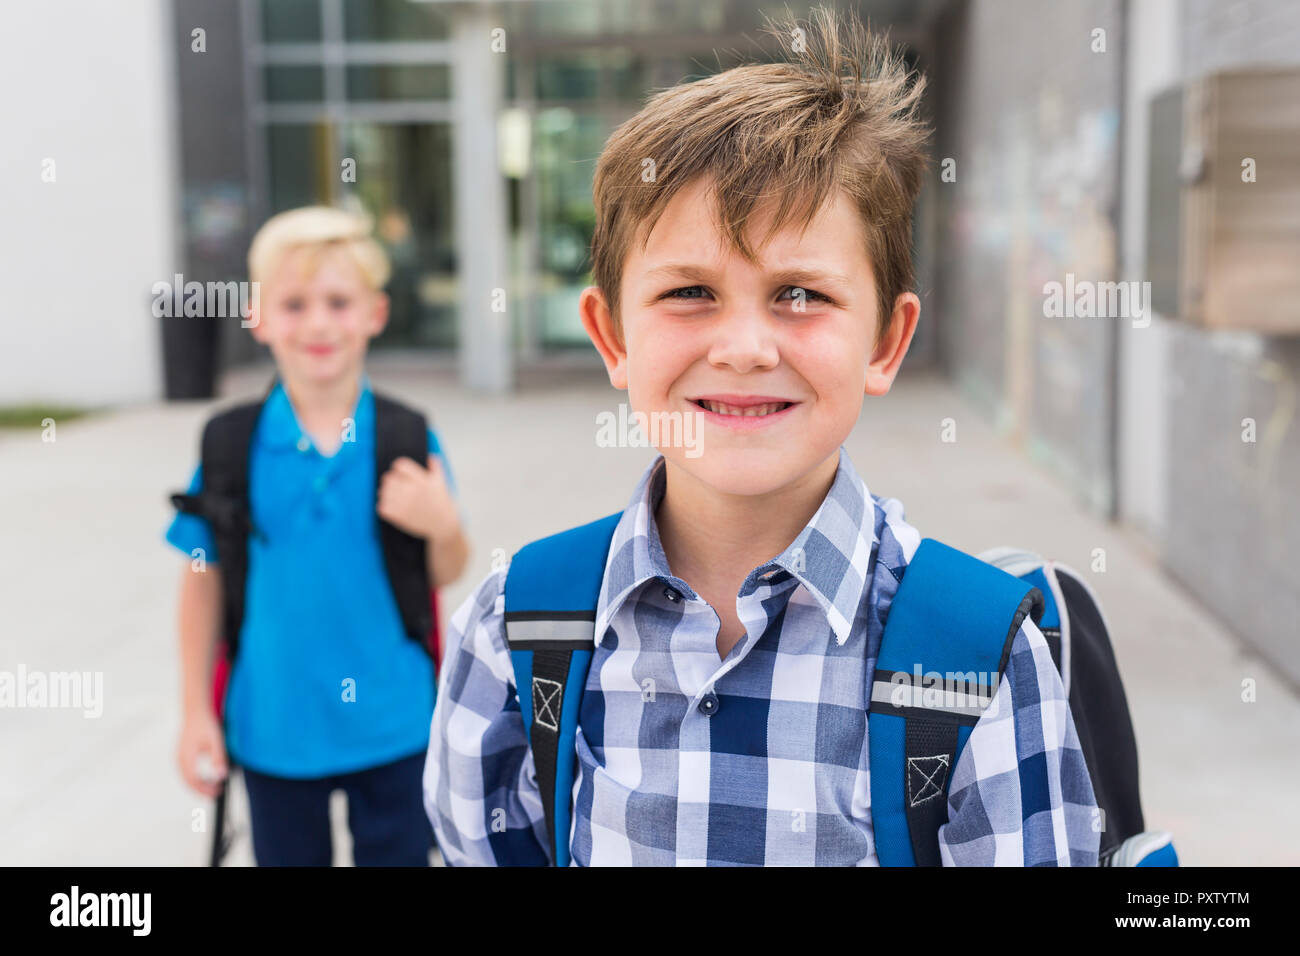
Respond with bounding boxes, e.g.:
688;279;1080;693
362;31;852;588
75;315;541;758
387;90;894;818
976;547;1176;866
170;375;436;663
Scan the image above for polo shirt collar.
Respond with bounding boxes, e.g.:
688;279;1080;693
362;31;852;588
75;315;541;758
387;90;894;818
594;447;879;647
257;374;374;452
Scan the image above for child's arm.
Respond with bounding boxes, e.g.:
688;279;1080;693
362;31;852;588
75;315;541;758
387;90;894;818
175;560;228;798
427;533;469;590
936;617;1100;866
424;462;469;589
422;565;550;866
168;465;229;798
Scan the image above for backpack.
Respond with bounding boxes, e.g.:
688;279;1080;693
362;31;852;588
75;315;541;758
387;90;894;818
501;514;1179;867
974;547;1175;867
171;376;440;674
169;376;442;865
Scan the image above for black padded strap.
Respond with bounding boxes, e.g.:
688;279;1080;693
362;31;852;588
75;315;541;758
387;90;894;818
904;719;960;866
372;391;433;647
527;647;574;856
179;404;266;657
168;377;275;657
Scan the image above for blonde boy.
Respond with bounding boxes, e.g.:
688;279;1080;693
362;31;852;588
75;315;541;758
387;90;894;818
169;207;469;866
424;11;1097;866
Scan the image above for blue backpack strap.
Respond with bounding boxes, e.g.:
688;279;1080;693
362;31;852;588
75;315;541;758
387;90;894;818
869;538;1044;866
1106;830;1179;867
503;512;621;866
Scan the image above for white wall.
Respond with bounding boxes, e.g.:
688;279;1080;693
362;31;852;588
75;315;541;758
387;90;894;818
1117;0;1180;543
0;0;179;407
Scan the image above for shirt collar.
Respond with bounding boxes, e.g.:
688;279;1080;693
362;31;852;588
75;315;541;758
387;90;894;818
594;447;880;647
257;373;374;451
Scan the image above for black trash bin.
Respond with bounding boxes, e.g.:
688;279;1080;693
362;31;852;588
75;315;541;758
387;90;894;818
159;312;219;401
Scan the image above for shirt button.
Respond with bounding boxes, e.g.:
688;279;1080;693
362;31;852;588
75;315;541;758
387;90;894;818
662;585;680;603
313;475;327;492
698;692;719;716
296;435;311;452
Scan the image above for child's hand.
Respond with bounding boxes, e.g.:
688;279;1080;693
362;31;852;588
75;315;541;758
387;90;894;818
377;454;460;541
178;709;228;798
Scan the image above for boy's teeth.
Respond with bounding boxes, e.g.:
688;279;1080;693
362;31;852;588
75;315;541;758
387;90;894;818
699;400;787;417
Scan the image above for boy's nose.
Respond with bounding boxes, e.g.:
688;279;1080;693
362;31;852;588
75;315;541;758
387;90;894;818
303;305;333;330
706;308;780;373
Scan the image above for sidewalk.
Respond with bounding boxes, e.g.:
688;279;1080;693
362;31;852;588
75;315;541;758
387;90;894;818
2;355;1296;865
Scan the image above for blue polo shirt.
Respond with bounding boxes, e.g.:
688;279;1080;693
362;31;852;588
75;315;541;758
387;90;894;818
166;376;458;779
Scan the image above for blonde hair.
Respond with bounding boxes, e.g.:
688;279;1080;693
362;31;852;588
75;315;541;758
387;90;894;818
247;205;391;290
590;6;930;341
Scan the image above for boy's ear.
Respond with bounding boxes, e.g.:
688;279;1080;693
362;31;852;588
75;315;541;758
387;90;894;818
865;292;920;396
579;285;628;389
368;290;390;337
247;304;268;344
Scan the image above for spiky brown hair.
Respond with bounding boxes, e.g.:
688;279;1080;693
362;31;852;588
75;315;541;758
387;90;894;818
590;6;931;343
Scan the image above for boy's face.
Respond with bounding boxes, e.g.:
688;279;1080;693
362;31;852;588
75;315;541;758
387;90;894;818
581;175;919;498
249;245;387;388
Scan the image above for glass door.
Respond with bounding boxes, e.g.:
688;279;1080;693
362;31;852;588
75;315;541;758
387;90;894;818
340;123;457;349
253;0;458;350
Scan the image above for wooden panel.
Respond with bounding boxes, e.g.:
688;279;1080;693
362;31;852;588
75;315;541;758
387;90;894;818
1182;69;1300;334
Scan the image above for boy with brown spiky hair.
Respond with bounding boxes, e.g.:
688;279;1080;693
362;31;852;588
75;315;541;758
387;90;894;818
423;9;1098;866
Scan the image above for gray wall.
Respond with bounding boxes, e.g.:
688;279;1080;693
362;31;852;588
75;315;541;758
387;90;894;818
1163;0;1300;683
928;0;1299;684
927;0;1125;514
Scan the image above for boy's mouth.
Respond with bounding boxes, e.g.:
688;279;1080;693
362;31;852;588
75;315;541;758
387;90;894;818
688;395;798;420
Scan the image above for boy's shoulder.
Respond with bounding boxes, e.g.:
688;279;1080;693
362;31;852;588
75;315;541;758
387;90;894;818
198;396;266;445
368;386;428;420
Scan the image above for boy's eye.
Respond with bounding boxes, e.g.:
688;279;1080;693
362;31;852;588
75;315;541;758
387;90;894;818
329;295;351;309
282;297;304;312
779;285;832;304
661;285;710;300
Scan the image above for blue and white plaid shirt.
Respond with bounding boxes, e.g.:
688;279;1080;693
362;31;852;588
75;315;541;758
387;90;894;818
424;449;1099;866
